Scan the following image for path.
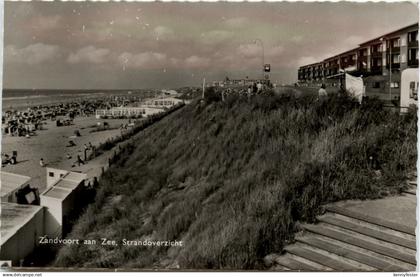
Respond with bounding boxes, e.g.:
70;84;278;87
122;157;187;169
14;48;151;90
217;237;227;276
265;175;417;272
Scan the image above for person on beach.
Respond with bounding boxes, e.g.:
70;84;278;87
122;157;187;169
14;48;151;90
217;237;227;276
77;155;85;166
318;84;328;100
257;82;263;93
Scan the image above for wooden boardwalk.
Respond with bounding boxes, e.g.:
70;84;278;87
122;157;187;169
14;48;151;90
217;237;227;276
266;177;417;272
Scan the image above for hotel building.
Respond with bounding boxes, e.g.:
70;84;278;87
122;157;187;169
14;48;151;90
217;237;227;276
298;23;418;100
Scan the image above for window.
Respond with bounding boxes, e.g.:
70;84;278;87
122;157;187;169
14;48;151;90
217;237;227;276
372;59;382;67
372;82;381;89
400;53;407;63
408;31;418;42
392;38;400;48
410;82;418;100
390;82;400;88
372;44;381;53
392;54;400;64
49;172;54;177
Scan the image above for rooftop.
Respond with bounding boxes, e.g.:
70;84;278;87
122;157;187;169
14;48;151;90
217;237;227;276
359;22;418;46
299;22;419;68
41;170;86;201
1;171;31;198
1;202;43;245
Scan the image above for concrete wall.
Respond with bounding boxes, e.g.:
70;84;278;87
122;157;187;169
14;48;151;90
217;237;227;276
40;196;62;238
46;168;68;188
0;207;44;266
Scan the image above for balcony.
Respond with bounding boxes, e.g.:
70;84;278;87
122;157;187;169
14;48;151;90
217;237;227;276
408;40;418;48
371;52;382;58
387;47;400;53
385;62;400;69
370;66;382;74
408;59;419;67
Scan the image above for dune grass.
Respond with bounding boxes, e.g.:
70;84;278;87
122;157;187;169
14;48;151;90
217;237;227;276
54;93;417;269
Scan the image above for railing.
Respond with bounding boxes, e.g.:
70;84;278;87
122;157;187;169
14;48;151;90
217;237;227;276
408;59;419;67
408;41;418;48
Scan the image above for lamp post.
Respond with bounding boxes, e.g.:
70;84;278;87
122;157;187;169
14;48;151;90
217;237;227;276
389;42;392;101
253;39;265;80
380;37;392;101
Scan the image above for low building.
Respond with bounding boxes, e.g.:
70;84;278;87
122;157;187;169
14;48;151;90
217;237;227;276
144;97;184;108
95;106;164;119
162;89;179;96
40;169;87;238
1;171;35;204
0;202;44;266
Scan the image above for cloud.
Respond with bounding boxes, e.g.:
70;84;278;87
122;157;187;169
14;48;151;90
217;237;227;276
5;43;60;65
169;57;182;67
67;46;111;64
33;15;62;31
225;17;249;28
267;46;284;57
118;51;167;68
296;56;319;66
238;43;262;58
201;30;233;44
291;35;303;43
184;55;210;68
153;26;174;41
343;35;365;46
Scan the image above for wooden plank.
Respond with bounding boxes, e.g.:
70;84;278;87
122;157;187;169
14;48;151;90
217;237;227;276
303;224;416;265
408;180;417;186
297;235;411;272
274;255;321;271
326;206;415;235
285;244;361;271
319;216;416;250
403;186;417;195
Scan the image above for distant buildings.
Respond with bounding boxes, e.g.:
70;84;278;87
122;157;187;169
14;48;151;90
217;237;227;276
95;97;184;119
211;79;269;88
144;97;185;108
298;23;418;100
95;106;163;119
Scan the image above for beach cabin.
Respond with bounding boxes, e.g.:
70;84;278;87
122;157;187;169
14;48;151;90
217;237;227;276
145;97;184;108
0;202;44;266
0;171;34;204
40;169;87;238
95;106;164;119
400;68;418;113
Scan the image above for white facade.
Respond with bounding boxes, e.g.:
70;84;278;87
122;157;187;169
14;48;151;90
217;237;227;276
95;106;164;119
400;68;419;112
144;97;184;108
0;202;44;266
40;169;87;237
1;171;31;203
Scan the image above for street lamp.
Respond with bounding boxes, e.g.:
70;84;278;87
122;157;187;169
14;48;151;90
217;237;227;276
379;37;392;101
253;39;265;80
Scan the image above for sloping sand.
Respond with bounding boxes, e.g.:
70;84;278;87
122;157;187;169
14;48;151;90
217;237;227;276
1;116;130;193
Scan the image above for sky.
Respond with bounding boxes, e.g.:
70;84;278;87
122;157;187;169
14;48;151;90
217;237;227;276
2;1;418;90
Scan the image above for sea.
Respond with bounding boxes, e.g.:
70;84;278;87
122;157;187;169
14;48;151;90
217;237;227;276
1;89;153;111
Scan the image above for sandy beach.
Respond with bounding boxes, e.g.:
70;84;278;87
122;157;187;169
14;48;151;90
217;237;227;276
1;116;131;193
